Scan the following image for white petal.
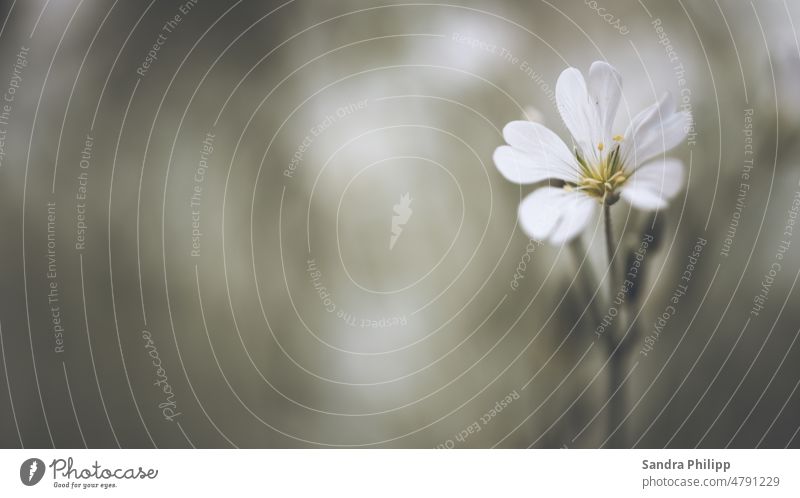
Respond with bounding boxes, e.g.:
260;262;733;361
588;61;622;140
620;188;667;210
620;158;684;210
518;187;562;238
549;194;597;244
629;158;684;197
502;120;571;159
495;121;580;183
556;67;603;163
518;187;596;244
622;92;690;168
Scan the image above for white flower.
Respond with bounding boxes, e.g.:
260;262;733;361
494;61;691;244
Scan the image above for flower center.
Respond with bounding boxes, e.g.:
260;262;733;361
571;138;627;204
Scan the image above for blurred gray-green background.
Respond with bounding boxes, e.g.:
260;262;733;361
0;0;799;448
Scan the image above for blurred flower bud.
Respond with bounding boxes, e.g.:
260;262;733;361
521;105;545;124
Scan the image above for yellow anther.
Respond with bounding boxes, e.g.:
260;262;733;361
612;134;623;142
573;144;629;201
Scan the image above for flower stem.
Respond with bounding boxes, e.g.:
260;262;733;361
603;202;626;448
603;203;617;292
607;344;625;447
569;237;603;328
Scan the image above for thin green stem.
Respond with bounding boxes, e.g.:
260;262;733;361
603;202;626;448
569;237;602;329
603;203;618;294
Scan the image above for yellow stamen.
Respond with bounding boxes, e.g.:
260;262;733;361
571;143;628;203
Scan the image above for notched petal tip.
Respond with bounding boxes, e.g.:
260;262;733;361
558;66;584;81
518;187;596;244
493;146;535;184
495;120;581;184
588;60;623;142
589;60;622;84
620;158;684;210
556;65;604;161
622;92;692;167
501;120;536;146
518;187;562;240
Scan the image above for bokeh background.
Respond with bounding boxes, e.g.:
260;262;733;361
0;0;799;448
